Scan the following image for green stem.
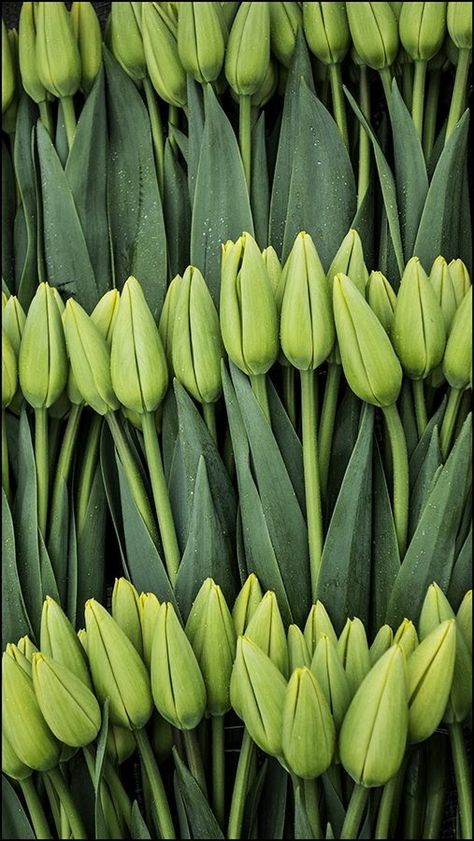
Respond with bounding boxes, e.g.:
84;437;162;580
403;749;426;840
35;407;49;536
141;411;180;585
47;767;87;840
357;65;371;209
38;100;54;137
105;412;160;547
412;379;428;438
423;69;441;161
382;404;409;557
300;369;324;600
402;61;414;111
250;373;270;423
227;729;255;839
411;60;427;141
379;67;393;106
341;782;369;839
329;63;349;148
183;728;208;797
20;777;53;839
60;95;77;152
103;761;133;830
445;48;471;142
376;759;407;839
282;366;296;427
211;717;225;829
303;778;322;839
134;728;176;839
49;404;83;537
2;409;10;501
203;402;218;444
76;415;103;533
43;774;62;837
318;363;341;502
449;723;472;840
168;103;179;153
439;387;463;460
239;94;252;189
422;734;448;839
143;76;164;193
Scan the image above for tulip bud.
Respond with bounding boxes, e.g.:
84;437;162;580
70;2;102;94
106;725;136;765
5;643;33;677
225;2;271;95
337;617;371;696
139;592;161;670
18;2;47;103
85;599;153;730
32;652;101;747
41;596;92;689
282;667;335;778
62;299;118;415
109;1;146;81
232;573;263;636
220;233;278;375
262;246;283;303
245;590;289;677
429;256;458;333
3;295;26;355
448;259;471;307
77;629;88;654
142;3;187;107
311;634;352;733
269;2;301;67
339;645;408;786
111;276;168;415
287;625;311;671
327;229;369;298
92;289;120;347
280;232;335;371
334;274;402;406
177;2;226;83
185;578;236;715
442;287;472;390
346;2;399;69
18;284;68;409
369;625;394;665
2;21;15;114
250;58;278;107
150;711;174;763
406;619;456;743
230;636;287;756
2;653;61;771
111;578;143;658
159;274;182;369
367;271;397;334
400;3;447;61
392;257;446;379
304;601;338;655
447;1;472;49
2;730;33;781
17;636;39;664
35;2;81;98
151;602;206;729
303;2;351;65
457;590;472;654
172;266;224;404
2;330;17;408
393;618;419;658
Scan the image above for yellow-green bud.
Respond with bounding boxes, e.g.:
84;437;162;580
389;1;403;18
63;299;118;415
220;233;278;375
406;619;456;743
230;635;287;756
287;625;311;671
185;578;236;715
2;730;33;781
2;330;17;408
367;271;397;334
251;58;278;107
70;2;102;94
91;289;120;347
392;257;446;379
339;645;408;786
245;590;289;677
280;232;335;371
334;273;403;406
347;2;399;69
172;266;224;404
282;667;335;778
447;1;472;49
35;2;81;98
18;284;68;409
221;1;240;30
262;246;282;303
457;590;472;654
85;599;153;730
2;652;61;771
327;229;369;298
5;643;32;677
109;1;146;81
142;2;187;107
150;711;174;763
269;2;301;68
32;652;101;747
303;601;338;656
77;628;88;654
369;625;394;665
448;259;471;307
400;3;447;61
111;578;143;658
2;20;15;114
111;276;168;415
232;573;264;636
393;618;419;658
225;2;271;96
442;287;472;390
17;636;39;664
139;592;161;670
41;597;92;689
429;256;458;333
311;634;352;733
337;617;371;697
151;602;206;729
177;2;226;83
159;274;182;369
303;2;351;65
18;2;47;103
106;725;136;765
3;295;26;355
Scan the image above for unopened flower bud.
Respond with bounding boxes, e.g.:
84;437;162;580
106;725;136;765
311;634;352;733
2;730;33;781
367;271;396;334
262;246;283;302
3;295;26;355
442;287;472;390
369;625;394;665
18;283;68;409
347;2;399;69
139;592;161;669
327;229;369;298
251;58;277;107
303;2;350;65
18;2;47;103
177;2;226;83
142;2;186;107
109;1;146;81
225;2;271;95
36;1;82;98
17;636;39;664
457;590;472;654
406;619;456;743
282;667;335;777
245;590;289;677
304;601;338;656
2;330;17;407
394;618;419;658
232;573;263;636
5;643;32;677
159;274;182;369
337;617;371;696
41;597;92;689
63;299;118;415
448;259;471;307
2;20;15;113
429;256;458;333
447;1;472;49
112;578;143;658
287;625;311;671
400;2;447;61
70;2;102;94
150;711;174;763
269;2;301;67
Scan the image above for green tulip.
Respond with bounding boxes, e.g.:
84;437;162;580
442;287;472;390
70;1;102;94
367;270;397;334
18;284;68;409
269;1;301;67
327;229;369;298
369;625;394;665
457;590;472;654
2;20;15;114
303;601;338;655
337;617;371;697
142;2;187;107
18;2;47;103
225;2;271;95
400;3;447;61
106;725;137;765
232;573;263;636
17;636;39;664
177;2;226;83
250;58;278;107
2;730;33;781
287;625;311;671
429;256;458;333
35;1;82;98
282;667;335;777
111;577;143;658
447;1;472;48
158;274;182;369
139;592;161;669
109;1;146;80
245;590;289;677
2;330;17;408
303;2;350;65
346;2;399;69
406;619;456;743
41;597;93;689
393;618;419;658
311;634;352;734
3;295;26;355
448;259;471;307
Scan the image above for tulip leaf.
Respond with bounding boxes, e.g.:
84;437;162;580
371;441;400;634
242;760;268;839
55;100;69;167
294;785;315;839
1;776;35;840
325;386;362;523
2;139;15;289
455;485;472;558
13;95;39;310
76;456;107;620
174;774;191;839
186;77;205;207
173;748;224;839
251;111;270;249
46;475;69;605
258;758;288;840
163;139;191;279
408;397;446;486
93;700;110;840
448;528;472;612
104;48;167;318
385;415;472;627
321;773;345;839
66;503;78;628
2;488;32;650
190;83;254;305
408;426;442;541
161;388;179;482
38;526;61;607
130;801;152;840
413;110;470;271
399;381;419;459
351;180;376;272
315;404;374;634
267;378;305;512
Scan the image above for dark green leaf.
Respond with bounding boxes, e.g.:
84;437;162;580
351;180;376;272
161;388;179;482
2;139;15;288
325;386;361;525
76;459;107;623
2;488;32;649
55;99;69;167
173;748;224;839
38;528;60;606
294;784;314;839
2;775;35;839
186;77;205;206
251;111;270;248
321;772;346;839
408;396;446;482
399;381;419;459
241;759;268;839
66;503;78;628
131;801;152;839
163;139;191;278
46;476;69;604
458;155;472;272
408;426;442;541
13;95;39;310
448;529;472;611
371;441;400;634
267;377;305;512
174;772;191;839
258;758;288;840
94;700;110;840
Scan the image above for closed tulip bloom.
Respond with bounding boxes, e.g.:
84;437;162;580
394;618;419;658
41;596;92;689
19;284;68;409
457;591;472;654
18;2;47;103
5;643;33;677
448;259;471;307
17;636;39;664
429;256;458;333
32;653;101;747
177;2;226;83
406;619;456;743
2;331;17;408
2;21;15;114
311;634;352;733
91;289;120;348
367;271;397;334
282;667;335;778
111;578;143;658
106;724;136;765
346;2;399;69
150;711;174;763
159;274;182;369
70;2;102;94
232;573;263;636
225;2;271;95
303;601;338;655
142;2;187;107
369;625;394;665
3;296;26;355
447;1;472;48
327;229;369;298
262;246;283;304
269;2;301;67
139;592;161;669
250;58;278;107
245;590;289;677
400;3;447;61
35;2;82;98
109;1;146;80
337;617;371;697
2;730;33;781
287;625;311;671
303;2;351;65
443;287;472;389
63;299;119;415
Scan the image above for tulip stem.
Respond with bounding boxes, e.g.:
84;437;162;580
76;415;103;534
47;767;87;840
300;369;324;600
135;727;176;839
422;734;448;839
402;61;414;112
375;758;407;839
38;100;54;138
42;774;62;837
329;63;349;148
412;379;428;438
35;407;49;537
382;404;409;558
423;69;441;162
141;411;180;585
303;778;322;839
203;402;218;444
227;729;255;839
143;77;165;194
20;777;53;840
411;61;427;141
211;716;225;828
49;404;83;536
239;94;252;189
449;723;472;840
60;96;77;152
183;728;208;797
357;65;371;209
379;67;393;107
283;367;296;427
319;363;341;503
250;373;271;423
445;48;471;142
439;387;463;460
168;104;179;154
2;409;10;502
340;782;369;839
